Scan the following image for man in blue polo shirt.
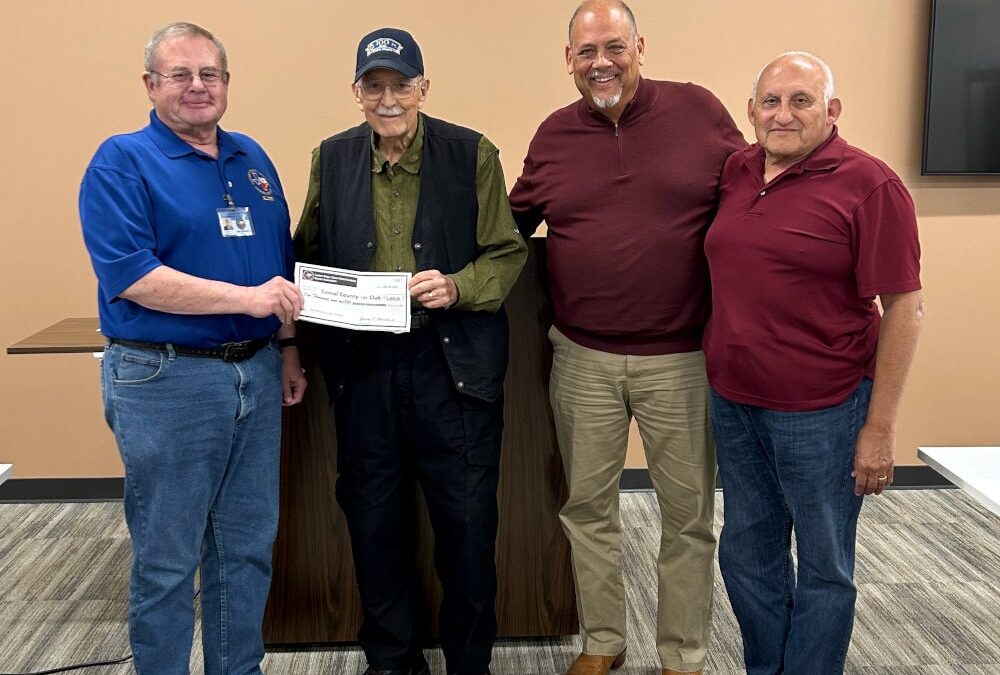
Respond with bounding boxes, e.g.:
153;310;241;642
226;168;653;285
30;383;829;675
79;22;305;675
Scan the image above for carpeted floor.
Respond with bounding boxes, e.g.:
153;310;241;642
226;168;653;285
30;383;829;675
1;489;998;674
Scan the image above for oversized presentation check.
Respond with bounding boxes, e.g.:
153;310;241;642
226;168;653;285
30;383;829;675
295;263;411;332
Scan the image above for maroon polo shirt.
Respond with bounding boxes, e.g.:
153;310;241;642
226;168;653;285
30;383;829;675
510;77;746;355
703;129;921;411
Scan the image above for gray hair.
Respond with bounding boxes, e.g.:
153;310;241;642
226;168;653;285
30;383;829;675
752;51;835;106
568;0;639;43
144;22;228;75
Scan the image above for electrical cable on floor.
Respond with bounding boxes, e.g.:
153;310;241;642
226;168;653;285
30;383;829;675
0;590;201;675
0;653;133;675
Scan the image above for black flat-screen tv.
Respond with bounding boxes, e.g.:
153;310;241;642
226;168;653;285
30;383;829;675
923;0;1000;175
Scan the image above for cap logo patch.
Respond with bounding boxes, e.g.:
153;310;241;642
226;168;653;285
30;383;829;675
365;37;404;57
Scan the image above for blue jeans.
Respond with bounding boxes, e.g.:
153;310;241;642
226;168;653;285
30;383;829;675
102;341;283;675
711;378;872;675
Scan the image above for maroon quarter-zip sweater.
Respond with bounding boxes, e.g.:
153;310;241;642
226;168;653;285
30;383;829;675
510;77;745;355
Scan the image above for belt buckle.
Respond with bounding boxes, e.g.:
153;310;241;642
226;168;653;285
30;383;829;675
221;341;248;362
411;312;431;330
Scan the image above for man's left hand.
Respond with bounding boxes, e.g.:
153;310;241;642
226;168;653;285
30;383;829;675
852;424;895;496
409;269;458;309
281;348;307;406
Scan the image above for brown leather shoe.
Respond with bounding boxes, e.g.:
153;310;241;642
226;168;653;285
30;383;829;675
566;648;626;675
662;670;702;675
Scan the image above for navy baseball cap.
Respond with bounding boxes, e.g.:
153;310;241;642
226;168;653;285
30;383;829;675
354;28;424;81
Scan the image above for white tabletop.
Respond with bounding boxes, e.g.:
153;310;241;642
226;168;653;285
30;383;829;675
918;447;1000;516
0;464;11;487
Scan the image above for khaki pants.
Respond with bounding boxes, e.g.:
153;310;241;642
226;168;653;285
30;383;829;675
549;327;716;672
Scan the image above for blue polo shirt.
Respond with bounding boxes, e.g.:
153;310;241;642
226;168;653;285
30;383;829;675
80;110;294;347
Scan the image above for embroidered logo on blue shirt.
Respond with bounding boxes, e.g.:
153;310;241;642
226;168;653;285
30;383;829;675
247;169;274;200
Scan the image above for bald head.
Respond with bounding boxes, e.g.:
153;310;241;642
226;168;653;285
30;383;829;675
749;51;842;172
565;0;645;123
568;0;638;43
753;51;834;106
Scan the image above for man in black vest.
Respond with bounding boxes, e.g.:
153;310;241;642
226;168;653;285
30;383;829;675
294;27;527;675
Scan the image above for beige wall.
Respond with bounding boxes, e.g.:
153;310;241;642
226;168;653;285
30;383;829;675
1;1;997;478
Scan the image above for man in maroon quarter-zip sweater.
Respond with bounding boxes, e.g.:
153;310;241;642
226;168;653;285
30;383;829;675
508;2;744;674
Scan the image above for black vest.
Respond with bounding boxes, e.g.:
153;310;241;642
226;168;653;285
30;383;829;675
314;114;509;402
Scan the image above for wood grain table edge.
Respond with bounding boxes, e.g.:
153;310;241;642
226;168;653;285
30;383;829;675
6;317;103;354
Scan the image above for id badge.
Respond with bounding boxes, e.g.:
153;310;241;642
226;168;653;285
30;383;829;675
218;207;255;237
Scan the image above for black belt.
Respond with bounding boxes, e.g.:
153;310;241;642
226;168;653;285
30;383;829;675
108;337;270;362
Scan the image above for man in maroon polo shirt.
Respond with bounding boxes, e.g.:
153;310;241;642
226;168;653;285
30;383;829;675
703;51;923;674
508;2;744;674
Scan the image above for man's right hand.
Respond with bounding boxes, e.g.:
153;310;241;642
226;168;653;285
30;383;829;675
246;276;304;324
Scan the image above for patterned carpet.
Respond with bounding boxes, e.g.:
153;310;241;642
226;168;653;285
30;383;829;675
0;489;998;674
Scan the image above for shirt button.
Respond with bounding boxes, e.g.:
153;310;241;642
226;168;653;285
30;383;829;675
395;265;402;272
393;190;400;197
456;381;465;389
442;337;450;344
413;242;423;250
760;190;766;196
227;181;233;188
393;227;400;235
366;241;374;248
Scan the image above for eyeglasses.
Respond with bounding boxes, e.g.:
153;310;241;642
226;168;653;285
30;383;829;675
357;79;423;100
149;69;227;86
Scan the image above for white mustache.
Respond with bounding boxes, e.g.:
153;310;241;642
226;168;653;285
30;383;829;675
375;105;404;116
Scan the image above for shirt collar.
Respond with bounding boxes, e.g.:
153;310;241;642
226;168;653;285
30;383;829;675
577;76;650;127
743;125;845;177
371;113;424;174
145;109;246;160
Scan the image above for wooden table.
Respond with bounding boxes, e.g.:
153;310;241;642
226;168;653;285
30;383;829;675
918;446;1000;516
6;317;103;354
7;240;578;644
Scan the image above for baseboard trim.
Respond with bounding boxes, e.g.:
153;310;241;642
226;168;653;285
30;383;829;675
887;465;956;489
0;477;125;502
0;466;955;502
619;465;954;491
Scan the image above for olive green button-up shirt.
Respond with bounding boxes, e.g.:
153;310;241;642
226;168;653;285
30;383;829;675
294;114;527;312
